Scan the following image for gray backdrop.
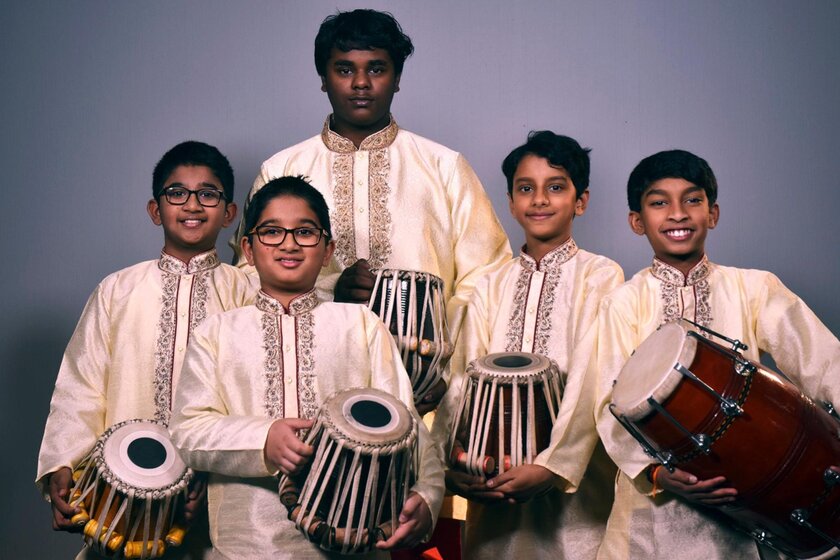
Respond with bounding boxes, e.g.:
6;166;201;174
2;1;838;557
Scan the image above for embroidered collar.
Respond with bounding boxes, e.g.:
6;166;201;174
320;115;399;153
158;250;220;275
255;289;319;316
519;238;578;272
651;255;712;286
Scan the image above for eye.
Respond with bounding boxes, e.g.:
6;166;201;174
548;183;565;192
294;227;317;238
260;226;283;236
648;199;667;207
685;196;703;205
166;187;188;200
198;189;222;201
369;66;385;75
336;66;353;76
517;184;533;193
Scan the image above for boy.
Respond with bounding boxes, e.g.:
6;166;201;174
36;141;258;558
594;149;840;559
170;177;444;559
435;131;623;558
232;9;511;413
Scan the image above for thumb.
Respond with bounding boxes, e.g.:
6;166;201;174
487;470;513;488
399;493;420;523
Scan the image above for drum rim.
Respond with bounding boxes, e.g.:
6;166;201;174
467;352;557;383
320;387;417;451
93;419;192;496
371;268;445;286
611;321;698;421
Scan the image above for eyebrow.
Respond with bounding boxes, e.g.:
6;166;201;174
644;185;704;198
514;175;569;183
256;218;321;228
164;182;221;190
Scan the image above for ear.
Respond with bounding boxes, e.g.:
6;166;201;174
223;202;238;228
575;190;590;217
628;211;645;235
241;234;256;267
147;199;162;226
320;75;327;93
322;239;336;267
708;202;720;229
394;73;401;93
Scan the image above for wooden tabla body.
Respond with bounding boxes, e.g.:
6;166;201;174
610;320;840;558
279;388;418;554
448;352;563;477
368;269;453;402
69;419;192;559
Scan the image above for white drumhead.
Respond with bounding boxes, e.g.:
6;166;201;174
469;352;556;384
101;420;188;490
611;321;698;421
324;387;414;447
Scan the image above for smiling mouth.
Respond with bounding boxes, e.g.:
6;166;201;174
181;219;206;228
349;97;373;106
527;213;555;220
663;229;693;240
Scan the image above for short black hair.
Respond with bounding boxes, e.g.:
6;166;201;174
152;141;234;203
501;131;591;198
243;176;332;241
314;9;414;77
627;149;718;212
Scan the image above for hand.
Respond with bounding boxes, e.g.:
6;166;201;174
375;492;432;550
415;378;447;416
264;418;314;476
48;467;82;532
334;259;376;303
486;464;558;504
655;466;737;506
182;471;208;524
444;468;504;502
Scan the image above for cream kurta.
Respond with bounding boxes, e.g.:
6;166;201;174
170;290;445;560
595;257;840;560
36;250;258;559
434;240;624;559
232;117;511;342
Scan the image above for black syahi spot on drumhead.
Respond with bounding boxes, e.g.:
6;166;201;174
493;355;532;369
351;400;392;428
127;437;167;469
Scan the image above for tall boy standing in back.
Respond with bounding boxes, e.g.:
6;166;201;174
233;9;511;412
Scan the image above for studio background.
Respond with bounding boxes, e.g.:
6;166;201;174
2;1;838;557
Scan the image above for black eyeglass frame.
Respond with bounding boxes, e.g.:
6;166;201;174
158;186;227;207
248;225;330;247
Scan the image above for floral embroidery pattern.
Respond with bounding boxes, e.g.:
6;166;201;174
258;294;284;419
504;239;578;352
153;250;221;423
296;313;317;419
321;117;398;269
652;257;713;329
153;272;178;424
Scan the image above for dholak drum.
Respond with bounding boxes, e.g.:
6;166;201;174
610;319;840;558
368;269;453;402
69;419;192;559
279;388;418;554
448;352;563;477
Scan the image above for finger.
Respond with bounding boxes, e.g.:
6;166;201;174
468;490;506;501
284;418;315;431
52;491;79;517
487;470;516;489
375;520;414;550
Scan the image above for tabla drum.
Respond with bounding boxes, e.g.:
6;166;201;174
610;319;840;558
278;388;418;554
368;269;453;403
69;419;192;559
448;352;563;477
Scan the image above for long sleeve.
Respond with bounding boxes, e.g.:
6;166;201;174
170;316;277;478
36;286;111;495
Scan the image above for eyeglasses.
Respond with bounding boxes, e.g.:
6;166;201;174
160;186;226;207
249;225;329;247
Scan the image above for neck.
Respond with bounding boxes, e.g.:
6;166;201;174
524;235;571;264
657;252;705;277
163;244;212;264
261;286;309;311
330;115;390;148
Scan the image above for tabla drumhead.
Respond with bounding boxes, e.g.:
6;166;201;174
469;352;554;383
324;387;414;447
100;420;188;490
611;321;698;421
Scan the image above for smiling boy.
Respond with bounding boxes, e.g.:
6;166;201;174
594;150;840;559
434;131;623;559
36;141;258;559
232;9;511;414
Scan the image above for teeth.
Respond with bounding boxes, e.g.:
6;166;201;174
665;229;691;239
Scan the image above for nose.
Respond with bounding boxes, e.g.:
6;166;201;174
668;202;688;221
183;191;203;211
278;229;300;251
352;71;371;90
532;187;548;206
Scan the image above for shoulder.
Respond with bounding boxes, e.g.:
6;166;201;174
95;259;159;296
260;134;324;172
575;249;623;277
394;128;464;171
601;268;651;309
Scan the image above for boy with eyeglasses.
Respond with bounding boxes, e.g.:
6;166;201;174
36;141;258;559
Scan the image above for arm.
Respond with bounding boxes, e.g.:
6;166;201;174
36;285;111;497
444;155;512;358
170;320;278;478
